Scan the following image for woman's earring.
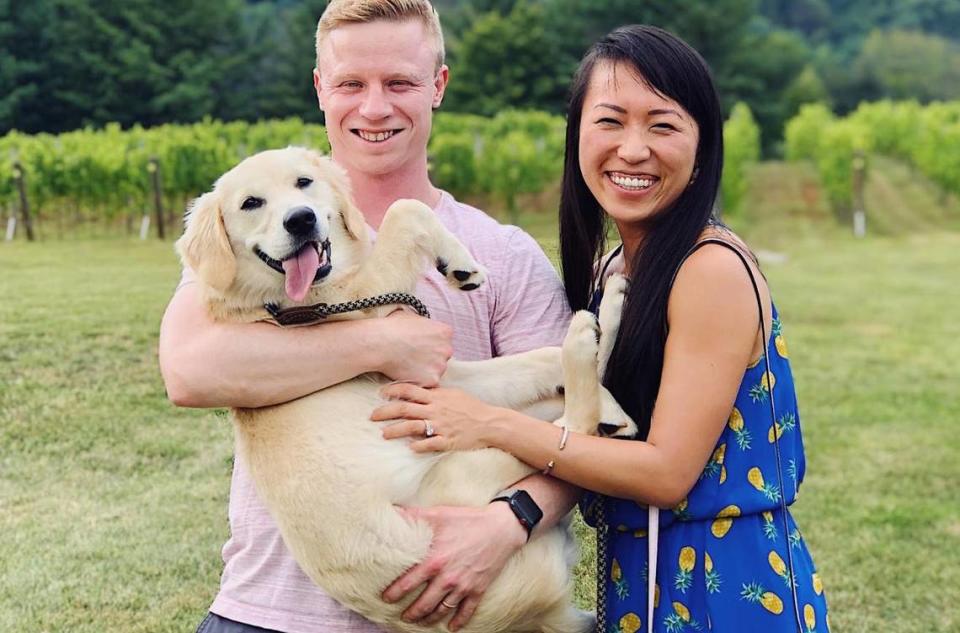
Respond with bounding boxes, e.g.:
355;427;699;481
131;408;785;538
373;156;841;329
689;166;700;186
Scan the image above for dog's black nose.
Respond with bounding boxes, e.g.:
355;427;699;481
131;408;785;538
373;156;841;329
283;207;317;236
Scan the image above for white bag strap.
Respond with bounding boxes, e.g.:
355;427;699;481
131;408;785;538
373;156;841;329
647;506;659;633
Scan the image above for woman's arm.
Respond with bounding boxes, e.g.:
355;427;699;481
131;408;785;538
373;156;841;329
375;244;769;508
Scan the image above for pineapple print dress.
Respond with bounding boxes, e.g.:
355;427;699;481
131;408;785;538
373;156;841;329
581;240;830;633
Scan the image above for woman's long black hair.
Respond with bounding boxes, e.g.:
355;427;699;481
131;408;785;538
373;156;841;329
559;25;725;440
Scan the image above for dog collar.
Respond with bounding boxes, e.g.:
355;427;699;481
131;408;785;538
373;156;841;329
264;292;431;327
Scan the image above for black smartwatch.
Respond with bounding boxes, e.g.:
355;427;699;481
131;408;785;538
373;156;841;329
490;489;543;540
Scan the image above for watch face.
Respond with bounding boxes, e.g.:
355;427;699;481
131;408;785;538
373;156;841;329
511;490;543;527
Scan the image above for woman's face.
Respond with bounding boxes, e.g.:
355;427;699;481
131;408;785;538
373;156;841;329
578;61;700;244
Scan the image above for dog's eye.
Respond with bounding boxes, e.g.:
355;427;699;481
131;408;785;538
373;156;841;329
296;177;313;189
241;197;264;211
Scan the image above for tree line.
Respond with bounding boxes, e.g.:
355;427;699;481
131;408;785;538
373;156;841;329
2;0;960;153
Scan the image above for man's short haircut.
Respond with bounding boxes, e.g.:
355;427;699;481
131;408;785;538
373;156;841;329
316;0;445;72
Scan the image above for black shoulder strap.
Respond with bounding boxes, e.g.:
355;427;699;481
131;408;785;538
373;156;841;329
597;243;624;283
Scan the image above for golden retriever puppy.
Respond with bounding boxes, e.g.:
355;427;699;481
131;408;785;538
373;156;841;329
176;147;634;633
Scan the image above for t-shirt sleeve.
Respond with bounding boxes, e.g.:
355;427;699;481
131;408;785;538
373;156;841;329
490;227;572;355
176;266;197;292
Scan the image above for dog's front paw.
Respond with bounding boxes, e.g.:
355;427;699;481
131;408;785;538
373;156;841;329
436;257;487;291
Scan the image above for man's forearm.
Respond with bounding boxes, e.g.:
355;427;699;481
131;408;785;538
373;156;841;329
159;285;381;408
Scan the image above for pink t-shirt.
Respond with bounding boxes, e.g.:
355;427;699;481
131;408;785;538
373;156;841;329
206;192;572;632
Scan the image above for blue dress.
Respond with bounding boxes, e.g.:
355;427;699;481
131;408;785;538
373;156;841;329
582;248;830;633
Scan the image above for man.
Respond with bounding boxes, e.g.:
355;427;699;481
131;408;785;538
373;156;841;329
159;1;576;632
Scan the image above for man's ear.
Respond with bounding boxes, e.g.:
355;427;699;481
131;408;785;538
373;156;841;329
432;64;449;109
176;191;237;293
307;151;368;242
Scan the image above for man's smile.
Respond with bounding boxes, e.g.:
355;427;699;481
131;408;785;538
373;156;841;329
353;128;402;143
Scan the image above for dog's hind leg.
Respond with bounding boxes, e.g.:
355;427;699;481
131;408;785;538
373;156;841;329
552;311;602;435
440;347;563;410
596;273;627;378
594;275;637;438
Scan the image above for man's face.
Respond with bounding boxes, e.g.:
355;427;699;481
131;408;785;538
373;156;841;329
314;19;448;180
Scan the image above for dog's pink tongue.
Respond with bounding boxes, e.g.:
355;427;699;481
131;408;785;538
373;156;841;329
282;244;320;302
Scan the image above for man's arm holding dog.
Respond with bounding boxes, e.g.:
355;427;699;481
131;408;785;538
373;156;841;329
384;476;578;631
159;282;453;408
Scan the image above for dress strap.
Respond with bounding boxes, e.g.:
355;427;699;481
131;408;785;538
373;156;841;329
597;244;624;284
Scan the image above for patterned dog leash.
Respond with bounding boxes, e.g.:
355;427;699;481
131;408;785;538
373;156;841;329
264;292;430;327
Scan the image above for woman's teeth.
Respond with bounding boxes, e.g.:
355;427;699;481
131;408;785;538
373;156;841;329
610;174;654;190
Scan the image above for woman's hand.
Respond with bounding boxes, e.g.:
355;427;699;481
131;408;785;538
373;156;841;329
370;383;501;452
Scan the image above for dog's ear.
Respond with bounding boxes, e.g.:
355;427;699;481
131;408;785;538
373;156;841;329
307;150;368;241
176;190;237;293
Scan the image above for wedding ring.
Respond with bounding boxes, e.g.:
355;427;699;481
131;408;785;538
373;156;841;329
440;599;458;609
424;420;436;438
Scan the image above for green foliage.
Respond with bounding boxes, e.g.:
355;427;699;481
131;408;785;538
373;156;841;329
785;100;960;214
846;100;921;158
784;102;834;162
0;0;324;134
431;109;565;219
428;132;479;198
782;65;832;116
908;102;960;195
724;28;813;155
0;112;564;229
4;0;960;143
443;1;569;116
814;119;872;213
0;119;331;224
853;29;960;102
721;102;761;217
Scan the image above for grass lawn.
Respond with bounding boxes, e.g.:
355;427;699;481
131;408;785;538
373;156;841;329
2;180;959;631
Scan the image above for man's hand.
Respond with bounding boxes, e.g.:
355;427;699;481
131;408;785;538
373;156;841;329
383;503;527;631
376;311;453;387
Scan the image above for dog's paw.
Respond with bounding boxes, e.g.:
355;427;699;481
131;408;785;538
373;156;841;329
436;256;487;291
563;311;600;371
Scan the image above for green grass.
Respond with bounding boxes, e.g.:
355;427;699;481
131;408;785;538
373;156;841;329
2;164;959;632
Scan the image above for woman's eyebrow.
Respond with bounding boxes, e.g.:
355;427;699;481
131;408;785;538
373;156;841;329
649;108;684;119
594;103;627;114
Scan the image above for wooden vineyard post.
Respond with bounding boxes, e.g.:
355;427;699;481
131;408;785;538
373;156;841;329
148;157;165;240
12;162;36;241
852;151;866;238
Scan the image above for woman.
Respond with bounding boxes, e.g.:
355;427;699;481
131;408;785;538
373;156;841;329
372;25;829;633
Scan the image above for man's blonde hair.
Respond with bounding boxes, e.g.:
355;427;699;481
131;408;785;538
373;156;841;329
316;0;445;72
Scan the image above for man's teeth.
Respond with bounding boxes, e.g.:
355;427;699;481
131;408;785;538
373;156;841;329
358;130;396;142
610;174;654;190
